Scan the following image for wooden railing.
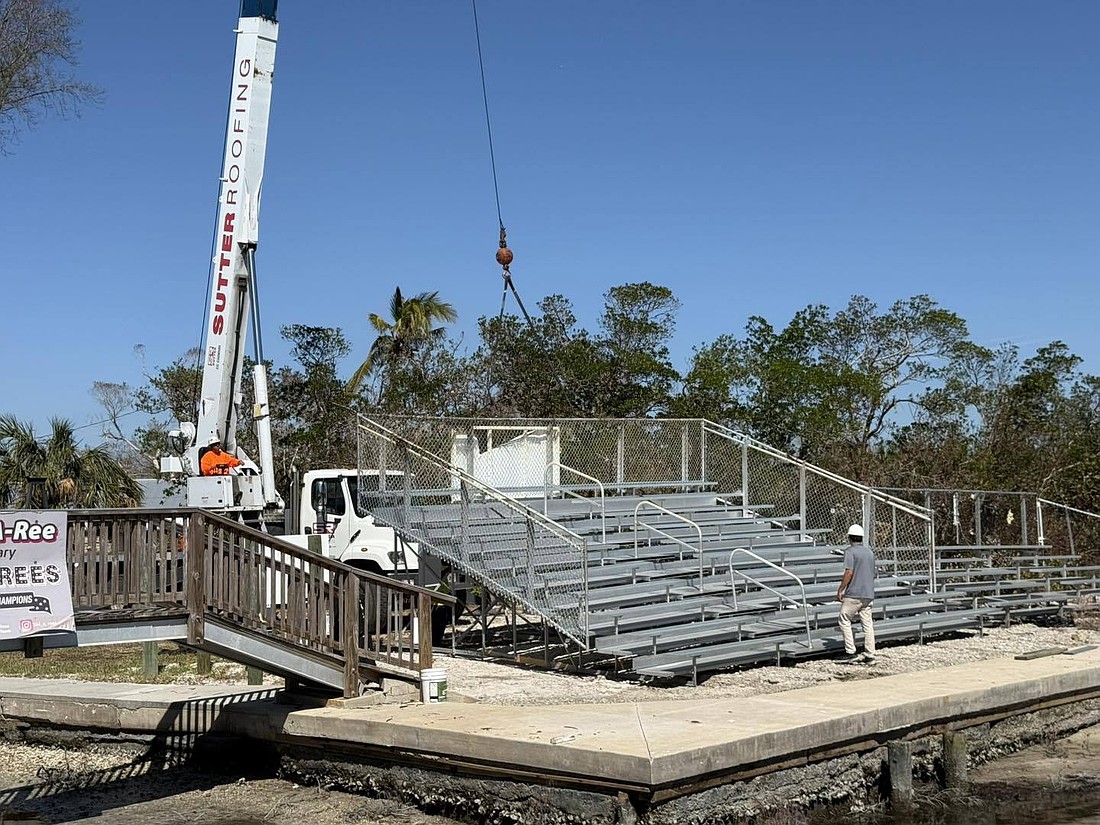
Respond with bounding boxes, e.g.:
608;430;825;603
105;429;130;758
66;508;453;697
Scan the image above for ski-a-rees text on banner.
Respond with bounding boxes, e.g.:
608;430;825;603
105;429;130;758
0;511;74;640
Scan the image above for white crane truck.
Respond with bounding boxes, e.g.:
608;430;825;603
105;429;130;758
159;0;417;577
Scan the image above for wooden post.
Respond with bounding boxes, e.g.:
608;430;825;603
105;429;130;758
888;741;913;808
186;512;206;645
23;637;43;659
195;650;212;675
246;666;264;685
942;731;968;789
342;573;360;698
142;642;159;678
418;592;433;671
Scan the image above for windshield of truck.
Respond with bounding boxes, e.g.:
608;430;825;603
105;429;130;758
348;474;405;517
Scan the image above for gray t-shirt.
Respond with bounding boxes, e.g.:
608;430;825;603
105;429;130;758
843;542;876;601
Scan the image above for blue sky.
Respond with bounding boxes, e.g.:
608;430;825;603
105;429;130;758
3;1;1097;440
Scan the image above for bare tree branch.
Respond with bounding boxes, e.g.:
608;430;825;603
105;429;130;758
0;0;102;152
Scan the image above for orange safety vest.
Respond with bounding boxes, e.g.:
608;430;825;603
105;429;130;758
201;449;242;476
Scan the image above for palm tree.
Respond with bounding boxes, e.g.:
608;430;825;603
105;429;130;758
0;416;142;508
347;287;458;396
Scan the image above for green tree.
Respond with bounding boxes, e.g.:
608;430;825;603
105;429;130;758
348;287;458;404
678;295;970;476
0;416;141;507
597;282;681;417
267;325;357;487
130;348;202;464
473;295;603;417
0;0;102;151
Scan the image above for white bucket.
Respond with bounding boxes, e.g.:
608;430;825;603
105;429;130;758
421;667;447;704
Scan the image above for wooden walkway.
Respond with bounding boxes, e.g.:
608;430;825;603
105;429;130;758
11;509;453;698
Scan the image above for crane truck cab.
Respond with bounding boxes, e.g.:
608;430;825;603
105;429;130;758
283;469;418;577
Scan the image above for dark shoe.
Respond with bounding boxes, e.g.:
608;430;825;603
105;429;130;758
839;653;860;663
861;654;877;665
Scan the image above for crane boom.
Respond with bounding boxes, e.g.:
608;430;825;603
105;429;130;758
163;1;282;515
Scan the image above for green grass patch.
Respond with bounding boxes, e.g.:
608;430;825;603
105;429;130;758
0;643;252;684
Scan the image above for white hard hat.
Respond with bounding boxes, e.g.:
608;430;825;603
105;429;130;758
207;436;221;447
848;524;864;539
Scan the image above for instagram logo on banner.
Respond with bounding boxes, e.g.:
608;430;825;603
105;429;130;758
19;620;33;634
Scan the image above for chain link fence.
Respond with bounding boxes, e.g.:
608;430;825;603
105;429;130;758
700;422;934;582
1037;499;1100;562
877;489;1100;569
355;416;591;645
354;416;936;623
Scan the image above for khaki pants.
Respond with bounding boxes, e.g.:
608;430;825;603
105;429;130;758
839;597;875;656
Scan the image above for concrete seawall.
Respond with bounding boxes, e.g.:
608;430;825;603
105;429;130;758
2;650;1100;822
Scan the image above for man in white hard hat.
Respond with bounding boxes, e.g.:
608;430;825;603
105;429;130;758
836;523;876;664
200;436;243;477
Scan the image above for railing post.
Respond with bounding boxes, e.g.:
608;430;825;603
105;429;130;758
186;511;206;646
460;480;471;562
699;422;707;488
798;465;807;536
1020;493;1029;545
526;517;537;599
342;572;359;698
741;439;749;510
418;592;433;671
616;424;625;486
400;446;412;530
681;425;689;489
929;510;937;593
581;537;590;641
974;494;984;547
1066;505;1076;555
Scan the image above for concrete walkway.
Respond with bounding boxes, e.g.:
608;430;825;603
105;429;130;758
1;649;1099;794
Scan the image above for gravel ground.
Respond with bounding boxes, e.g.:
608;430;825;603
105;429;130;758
1;623;1098;823
436;623;1100;705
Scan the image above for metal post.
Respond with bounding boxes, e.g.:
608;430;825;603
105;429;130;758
1066;505;1076;555
741;440;749;511
929;508;938;593
699;422;707;489
616;424;625;486
401;447;412;530
1020;494;1029;545
681;425;689;490
798;465;807;537
581;537;590;641
526;517;537;600
974;494;983;547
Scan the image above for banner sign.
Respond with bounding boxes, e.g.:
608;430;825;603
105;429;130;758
0;511;75;640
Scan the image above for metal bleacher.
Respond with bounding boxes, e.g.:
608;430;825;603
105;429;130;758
355;416;1100;683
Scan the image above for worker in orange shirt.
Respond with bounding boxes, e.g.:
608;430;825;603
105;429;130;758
200;436;243;476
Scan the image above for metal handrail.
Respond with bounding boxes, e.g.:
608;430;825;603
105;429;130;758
544;462;606;544
1037;498;1100;519
727;547;813;649
703;421;933;521
633;500;704;590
